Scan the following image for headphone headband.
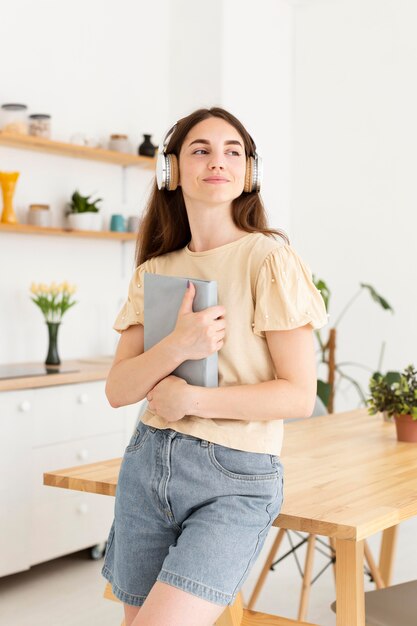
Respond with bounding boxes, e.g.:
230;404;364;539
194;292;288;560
157;123;177;155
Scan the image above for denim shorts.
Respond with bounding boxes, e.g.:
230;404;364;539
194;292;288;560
101;420;284;607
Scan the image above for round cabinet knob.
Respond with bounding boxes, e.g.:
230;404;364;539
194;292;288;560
78;392;89;404
18;400;31;412
77;449;89;461
77;503;88;515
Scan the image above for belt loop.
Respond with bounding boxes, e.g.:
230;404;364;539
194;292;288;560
200;439;209;448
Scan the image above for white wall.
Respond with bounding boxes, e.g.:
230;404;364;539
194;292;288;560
290;0;417;410
2;0;415;410
169;0;223;119
0;0;172;363
0;0;294;364
169;0;294;233
222;0;293;234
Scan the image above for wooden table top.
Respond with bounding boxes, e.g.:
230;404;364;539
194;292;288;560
44;408;417;541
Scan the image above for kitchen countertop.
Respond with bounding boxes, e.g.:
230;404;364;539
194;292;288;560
0;356;113;391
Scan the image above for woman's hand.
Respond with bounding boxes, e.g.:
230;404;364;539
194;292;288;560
146;375;193;422
169;281;226;362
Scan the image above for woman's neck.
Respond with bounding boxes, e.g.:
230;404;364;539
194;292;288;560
184;199;249;253
187;229;249;253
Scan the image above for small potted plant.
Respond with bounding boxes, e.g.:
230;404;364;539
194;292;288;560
66;190;103;231
367;365;417;442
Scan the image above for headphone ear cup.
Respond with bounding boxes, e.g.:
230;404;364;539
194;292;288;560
156;152;166;190
244;156;254;193
254;154;262;192
167;154;179;191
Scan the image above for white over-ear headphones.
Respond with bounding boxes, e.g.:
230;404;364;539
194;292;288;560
156;122;263;193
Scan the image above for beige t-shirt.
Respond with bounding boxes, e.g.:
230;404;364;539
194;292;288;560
113;232;329;455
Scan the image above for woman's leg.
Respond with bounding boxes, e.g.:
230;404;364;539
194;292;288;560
130;581;225;626
124;604;141;626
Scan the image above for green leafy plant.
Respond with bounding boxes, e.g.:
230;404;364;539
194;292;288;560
66;190;102;215
365;370;401;419
367;365;417;420
30;281;77;323
312;277;394;412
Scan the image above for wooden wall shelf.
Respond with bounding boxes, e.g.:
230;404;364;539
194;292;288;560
0;222;137;241
0;131;156;168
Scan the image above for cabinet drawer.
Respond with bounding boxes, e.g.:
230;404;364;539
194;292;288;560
30;431;124;565
32;381;124;447
30;489;115;565
32;431;125;498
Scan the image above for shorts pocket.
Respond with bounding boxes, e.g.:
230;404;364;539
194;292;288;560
125;421;151;453
208;443;280;481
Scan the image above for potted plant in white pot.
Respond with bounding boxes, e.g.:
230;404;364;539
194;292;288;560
66;190;103;231
367;365;417;442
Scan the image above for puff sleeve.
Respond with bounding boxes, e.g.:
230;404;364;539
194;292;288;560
253;244;329;337
112;261;148;333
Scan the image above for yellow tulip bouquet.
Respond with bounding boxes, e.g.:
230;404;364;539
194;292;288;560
30;281;78;323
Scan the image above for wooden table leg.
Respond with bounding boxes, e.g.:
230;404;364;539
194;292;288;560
379;525;398;586
103;582;125;625
364;540;385;589
329;537;337;584
247;527;286;610
103;581;121;603
335;539;365;626
298;534;316;621
215;593;244;626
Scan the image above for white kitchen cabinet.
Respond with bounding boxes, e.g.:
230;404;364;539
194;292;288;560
30;431;124;564
0;379;144;577
0;389;33;576
32;381;127;447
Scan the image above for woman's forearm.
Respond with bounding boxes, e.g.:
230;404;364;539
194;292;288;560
105;336;183;408
186;379;315;422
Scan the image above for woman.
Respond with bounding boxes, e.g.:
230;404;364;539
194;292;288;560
102;107;328;626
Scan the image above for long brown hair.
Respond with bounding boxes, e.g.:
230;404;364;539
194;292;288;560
135;107;289;266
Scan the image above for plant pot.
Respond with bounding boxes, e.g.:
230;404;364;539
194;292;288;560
88;212;102;231
67;212;101;231
394;414;417;442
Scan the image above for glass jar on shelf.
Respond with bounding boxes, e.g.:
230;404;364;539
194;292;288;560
27;204;52;227
108;134;131;153
28;114;51;138
0;103;29;134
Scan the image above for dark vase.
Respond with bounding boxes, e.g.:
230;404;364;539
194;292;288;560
45;321;61;365
138;134;156;157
